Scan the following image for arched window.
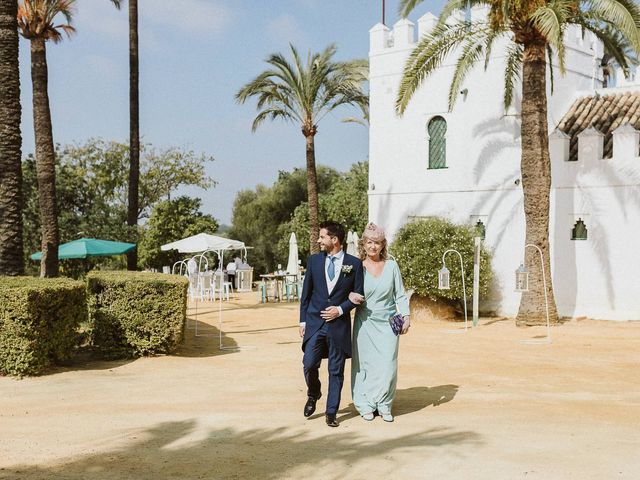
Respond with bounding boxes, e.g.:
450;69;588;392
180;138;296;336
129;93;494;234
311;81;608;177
427;116;447;169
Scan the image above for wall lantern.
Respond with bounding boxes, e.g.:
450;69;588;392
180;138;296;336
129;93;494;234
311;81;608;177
475;219;486;240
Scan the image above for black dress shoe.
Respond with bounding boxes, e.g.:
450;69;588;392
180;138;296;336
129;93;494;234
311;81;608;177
304;394;321;417
325;413;339;427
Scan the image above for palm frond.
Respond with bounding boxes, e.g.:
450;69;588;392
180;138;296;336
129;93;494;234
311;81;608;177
398;0;426;18
17;0;76;41
578;19;634;75
530;0;572;74
583;0;640;52
503;43;523;111
237;44;367;135
437;0;493;29
251;108;295;132
447;26;498;110
396;21;482;115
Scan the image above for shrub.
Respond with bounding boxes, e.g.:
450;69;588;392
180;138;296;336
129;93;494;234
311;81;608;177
390;217;493;306
87;271;188;359
0;276;86;377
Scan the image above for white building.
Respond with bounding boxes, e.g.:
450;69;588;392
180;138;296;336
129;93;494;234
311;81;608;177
368;9;640;320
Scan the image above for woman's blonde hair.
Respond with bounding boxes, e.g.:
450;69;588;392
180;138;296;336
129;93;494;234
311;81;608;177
358;235;388;260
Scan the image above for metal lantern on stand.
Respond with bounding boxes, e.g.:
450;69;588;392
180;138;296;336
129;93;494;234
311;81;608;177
438;265;451;290
437;249;468;332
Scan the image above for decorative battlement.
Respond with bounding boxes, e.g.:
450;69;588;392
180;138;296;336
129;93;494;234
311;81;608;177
370;10;603;59
550;122;640;162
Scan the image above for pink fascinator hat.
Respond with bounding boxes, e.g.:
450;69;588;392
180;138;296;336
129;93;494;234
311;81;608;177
363;222;386;242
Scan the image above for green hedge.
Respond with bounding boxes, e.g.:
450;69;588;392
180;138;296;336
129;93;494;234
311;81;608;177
391;217;493;305
0;276;86;377
87;271;188;359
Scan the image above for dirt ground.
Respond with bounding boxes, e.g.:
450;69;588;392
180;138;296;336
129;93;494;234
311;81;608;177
1;292;639;480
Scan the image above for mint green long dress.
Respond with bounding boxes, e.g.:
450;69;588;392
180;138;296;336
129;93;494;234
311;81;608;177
351;260;410;416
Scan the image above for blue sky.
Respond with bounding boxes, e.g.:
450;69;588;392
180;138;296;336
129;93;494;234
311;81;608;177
18;0;445;225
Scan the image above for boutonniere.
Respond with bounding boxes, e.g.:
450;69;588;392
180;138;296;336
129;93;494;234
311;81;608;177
341;265;353;274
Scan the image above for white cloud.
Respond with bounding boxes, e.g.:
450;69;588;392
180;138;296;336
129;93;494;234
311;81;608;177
265;14;306;45
140;0;233;35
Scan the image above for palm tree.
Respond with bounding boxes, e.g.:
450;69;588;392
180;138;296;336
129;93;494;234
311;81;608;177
17;0;78;277
396;0;640;324
126;0;139;270
599;25;639;87
236;44;368;253
96;0;139;271
0;0;24;276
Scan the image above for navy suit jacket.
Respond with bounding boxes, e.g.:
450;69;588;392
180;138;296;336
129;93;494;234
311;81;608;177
299;251;364;358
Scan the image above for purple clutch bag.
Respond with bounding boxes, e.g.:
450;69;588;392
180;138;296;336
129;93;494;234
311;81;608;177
389;313;404;336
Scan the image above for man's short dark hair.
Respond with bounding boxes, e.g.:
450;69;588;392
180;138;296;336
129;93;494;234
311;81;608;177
320;221;346;245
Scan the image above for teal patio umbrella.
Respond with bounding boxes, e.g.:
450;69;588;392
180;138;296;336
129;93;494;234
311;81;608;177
30;238;136;260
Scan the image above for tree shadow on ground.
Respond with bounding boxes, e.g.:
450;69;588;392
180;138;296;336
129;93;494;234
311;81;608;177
0;419;481;480
173;320;239;358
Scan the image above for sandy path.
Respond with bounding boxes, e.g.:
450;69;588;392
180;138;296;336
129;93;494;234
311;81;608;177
1;293;639;479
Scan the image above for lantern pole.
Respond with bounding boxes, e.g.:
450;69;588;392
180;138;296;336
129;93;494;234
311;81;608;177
441;249;468;332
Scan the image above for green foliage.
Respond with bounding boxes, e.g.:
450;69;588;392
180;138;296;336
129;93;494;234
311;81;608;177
229;162;368;273
236;44;368;133
22;139;215;274
138;197;219;270
0;276;86;377
86;271;188;359
285;161;369;255
229;167;338;273
390;218;492;306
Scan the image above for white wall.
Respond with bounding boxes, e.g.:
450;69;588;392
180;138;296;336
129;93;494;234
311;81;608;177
368;14;640;320
550;120;640;320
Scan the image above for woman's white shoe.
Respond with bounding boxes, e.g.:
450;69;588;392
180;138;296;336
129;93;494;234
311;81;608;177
362;412;374;421
381;413;394;422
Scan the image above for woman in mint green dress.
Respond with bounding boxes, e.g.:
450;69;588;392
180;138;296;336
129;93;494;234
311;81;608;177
350;223;410;422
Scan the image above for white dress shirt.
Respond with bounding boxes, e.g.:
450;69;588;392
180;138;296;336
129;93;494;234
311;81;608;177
325;249;344;295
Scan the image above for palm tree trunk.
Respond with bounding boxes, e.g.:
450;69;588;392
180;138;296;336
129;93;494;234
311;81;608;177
517;41;559;325
0;0;24;276
305;130;320;254
126;0;140;270
30;38;59;277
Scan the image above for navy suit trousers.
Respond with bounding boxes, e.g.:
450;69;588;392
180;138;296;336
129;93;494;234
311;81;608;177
302;321;346;415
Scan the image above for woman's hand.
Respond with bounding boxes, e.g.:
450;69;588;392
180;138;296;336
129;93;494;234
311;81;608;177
400;316;411;334
348;292;365;305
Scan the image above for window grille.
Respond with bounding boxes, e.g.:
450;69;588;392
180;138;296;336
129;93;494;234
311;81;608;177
428;116;447;169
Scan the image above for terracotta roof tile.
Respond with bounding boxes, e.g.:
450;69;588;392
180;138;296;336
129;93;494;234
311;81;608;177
557;90;640;160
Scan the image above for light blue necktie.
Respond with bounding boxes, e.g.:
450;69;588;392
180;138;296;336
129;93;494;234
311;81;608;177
327;256;336;281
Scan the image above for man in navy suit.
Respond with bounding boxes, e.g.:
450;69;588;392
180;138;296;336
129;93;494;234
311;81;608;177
299;221;364;427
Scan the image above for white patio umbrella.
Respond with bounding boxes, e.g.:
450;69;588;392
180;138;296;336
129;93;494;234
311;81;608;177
346;230;359;256
161;233;245;253
161;232;247;350
286;232;299;278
